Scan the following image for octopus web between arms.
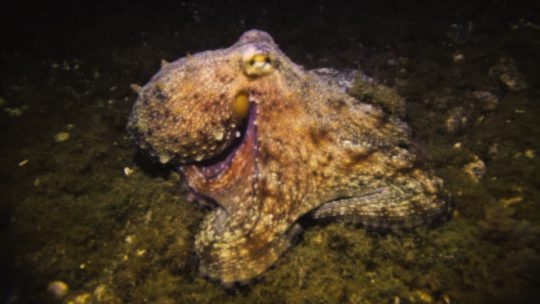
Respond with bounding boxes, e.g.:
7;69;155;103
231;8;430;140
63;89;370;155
127;29;449;285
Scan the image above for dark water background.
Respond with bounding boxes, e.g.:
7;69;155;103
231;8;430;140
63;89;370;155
1;0;539;303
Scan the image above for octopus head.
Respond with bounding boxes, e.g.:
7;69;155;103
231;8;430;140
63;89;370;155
127;30;278;176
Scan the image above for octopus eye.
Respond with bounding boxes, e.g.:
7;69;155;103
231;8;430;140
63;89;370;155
232;91;250;119
241;46;274;77
251;54;269;67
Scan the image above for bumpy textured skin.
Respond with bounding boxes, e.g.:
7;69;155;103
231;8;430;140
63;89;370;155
127;30;448;285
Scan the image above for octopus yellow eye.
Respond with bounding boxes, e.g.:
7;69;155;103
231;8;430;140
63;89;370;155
232;92;249;119
241;46;274;76
251;54;268;66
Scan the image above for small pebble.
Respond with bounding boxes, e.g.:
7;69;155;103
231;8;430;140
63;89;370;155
69;292;91;304
411;290;433;303
54;132;70;142
500;196;523;208
445;107;467;133
125;235;135;244
472;90;498;112
48;280;69;299
93;284;114;302
452;52;465;63
123;167;134;176
488;144;499;157
463;156;486;182
387;58;398;66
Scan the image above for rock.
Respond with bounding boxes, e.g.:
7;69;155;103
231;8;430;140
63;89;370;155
48;280;69;299
452;51;465;63
463;155;486;182
472;90;498;111
68;292;91;304
54;132;70;142
411;290;434;303
489;57;528;91
123;167;135;176
445;107;467;133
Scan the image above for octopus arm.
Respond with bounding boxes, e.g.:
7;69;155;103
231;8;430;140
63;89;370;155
309;169;448;229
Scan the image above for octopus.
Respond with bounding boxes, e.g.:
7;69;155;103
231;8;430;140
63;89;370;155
127;30;448;285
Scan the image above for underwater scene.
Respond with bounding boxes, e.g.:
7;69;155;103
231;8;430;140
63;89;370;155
1;1;539;303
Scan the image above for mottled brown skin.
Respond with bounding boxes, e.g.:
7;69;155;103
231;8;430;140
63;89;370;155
127;30;448;285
